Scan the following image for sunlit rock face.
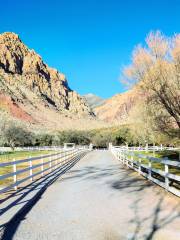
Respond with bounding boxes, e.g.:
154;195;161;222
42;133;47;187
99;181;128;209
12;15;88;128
94;89;142;124
0;32;93;117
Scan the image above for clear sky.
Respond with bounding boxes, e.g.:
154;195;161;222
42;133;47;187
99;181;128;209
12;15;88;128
0;0;180;98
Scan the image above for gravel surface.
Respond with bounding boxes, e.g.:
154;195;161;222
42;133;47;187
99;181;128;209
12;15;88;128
2;151;180;240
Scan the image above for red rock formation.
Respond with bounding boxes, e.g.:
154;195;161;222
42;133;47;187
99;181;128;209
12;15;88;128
0;94;34;122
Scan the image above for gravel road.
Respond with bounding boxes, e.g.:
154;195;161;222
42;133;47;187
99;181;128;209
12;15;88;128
2;151;180;240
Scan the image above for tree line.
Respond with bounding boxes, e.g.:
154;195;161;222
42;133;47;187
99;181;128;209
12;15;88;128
0;123;178;150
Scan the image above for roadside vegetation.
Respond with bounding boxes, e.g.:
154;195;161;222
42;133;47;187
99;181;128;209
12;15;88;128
0;122;179;150
0;124;139;149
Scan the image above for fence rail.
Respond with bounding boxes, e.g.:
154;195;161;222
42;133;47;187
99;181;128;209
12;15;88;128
110;145;180;197
0;145;91;153
112;145;179;152
0;148;89;194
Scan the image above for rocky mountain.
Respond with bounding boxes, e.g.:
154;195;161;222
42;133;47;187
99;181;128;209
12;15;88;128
94;88;141;124
0;32;142;130
0;32;106;130
83;93;105;108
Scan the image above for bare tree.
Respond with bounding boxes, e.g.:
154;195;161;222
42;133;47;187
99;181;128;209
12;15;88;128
123;31;180;131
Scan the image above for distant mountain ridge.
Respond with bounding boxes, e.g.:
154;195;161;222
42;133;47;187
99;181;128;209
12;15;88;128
83;93;105;108
94;88;141;124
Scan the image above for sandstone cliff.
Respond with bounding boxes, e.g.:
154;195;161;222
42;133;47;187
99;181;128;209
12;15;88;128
0;32;104;130
0;32;93;116
94;88;141;124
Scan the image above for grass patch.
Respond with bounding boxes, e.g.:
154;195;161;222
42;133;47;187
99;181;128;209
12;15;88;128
131;150;179;161
0;150;55;162
125;150;180;176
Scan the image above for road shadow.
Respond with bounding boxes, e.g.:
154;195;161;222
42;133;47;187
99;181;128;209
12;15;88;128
61;162;153;194
58;154;180;239
128;192;180;240
0;152;87;240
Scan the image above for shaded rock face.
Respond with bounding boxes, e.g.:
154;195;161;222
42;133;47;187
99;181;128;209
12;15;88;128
0;32;92;116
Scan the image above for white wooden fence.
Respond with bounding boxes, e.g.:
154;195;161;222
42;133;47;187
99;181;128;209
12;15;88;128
0;148;89;194
0;145;91;153
0;146;63;153
110;145;180;197
111;145;179;152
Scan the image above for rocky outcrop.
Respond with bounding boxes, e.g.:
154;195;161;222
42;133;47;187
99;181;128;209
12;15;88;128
0;93;34;122
0;32;93;117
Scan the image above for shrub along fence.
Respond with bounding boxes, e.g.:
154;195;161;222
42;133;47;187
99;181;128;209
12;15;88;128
110;145;180;197
0;147;89;194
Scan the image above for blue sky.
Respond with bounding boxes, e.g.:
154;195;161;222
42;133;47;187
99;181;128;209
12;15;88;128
0;0;180;98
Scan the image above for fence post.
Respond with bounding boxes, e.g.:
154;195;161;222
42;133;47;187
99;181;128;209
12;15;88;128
49;155;52;172
164;157;169;191
123;152;125;164
68;149;70;159
148;159;152;180
54;154;56;170
66;150;68;162
62;151;65;165
138;159;141;175
29;156;33;182
131;155;134;169
52;154;55;170
70;150;72;160
61;151;63;166
121;152;123;164
153;143;155;157
41;155;44;177
59;152;61;166
65;150;67;162
55;154;58;169
126;153;129;168
13;158;17;190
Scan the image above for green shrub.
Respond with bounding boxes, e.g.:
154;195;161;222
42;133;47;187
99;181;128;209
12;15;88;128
3;125;33;149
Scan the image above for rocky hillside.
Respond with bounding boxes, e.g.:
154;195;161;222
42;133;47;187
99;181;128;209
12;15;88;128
83;93;105;108
0;32;107;130
94;88;141;124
